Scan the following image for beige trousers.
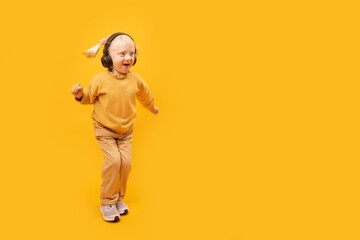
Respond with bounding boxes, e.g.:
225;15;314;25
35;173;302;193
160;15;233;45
93;120;133;205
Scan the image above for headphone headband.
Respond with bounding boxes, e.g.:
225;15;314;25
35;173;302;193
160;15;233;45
103;32;136;55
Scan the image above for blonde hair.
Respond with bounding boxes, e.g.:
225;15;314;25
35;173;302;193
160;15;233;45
83;36;109;58
83;34;140;58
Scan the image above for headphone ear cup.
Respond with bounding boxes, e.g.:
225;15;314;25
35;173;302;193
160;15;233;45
101;55;113;68
133;56;137;66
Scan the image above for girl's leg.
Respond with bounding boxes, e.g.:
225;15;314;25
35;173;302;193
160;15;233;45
116;129;134;200
97;136;121;205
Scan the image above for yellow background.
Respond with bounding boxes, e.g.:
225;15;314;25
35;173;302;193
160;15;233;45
0;0;359;239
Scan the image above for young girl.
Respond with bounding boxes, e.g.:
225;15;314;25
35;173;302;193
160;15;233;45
71;32;159;222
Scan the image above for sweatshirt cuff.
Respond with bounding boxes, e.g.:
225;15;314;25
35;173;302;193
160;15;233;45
147;101;155;112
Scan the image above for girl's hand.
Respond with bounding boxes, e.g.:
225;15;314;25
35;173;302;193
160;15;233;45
152;106;159;115
71;83;83;99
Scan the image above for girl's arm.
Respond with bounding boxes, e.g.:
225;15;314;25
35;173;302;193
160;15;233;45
71;78;99;105
136;76;159;115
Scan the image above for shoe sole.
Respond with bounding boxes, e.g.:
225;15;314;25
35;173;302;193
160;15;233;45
100;207;120;222
120;209;128;215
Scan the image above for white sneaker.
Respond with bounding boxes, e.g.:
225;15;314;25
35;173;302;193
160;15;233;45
116;200;129;215
100;204;120;222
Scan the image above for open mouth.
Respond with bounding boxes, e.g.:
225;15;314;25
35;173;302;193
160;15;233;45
123;63;130;67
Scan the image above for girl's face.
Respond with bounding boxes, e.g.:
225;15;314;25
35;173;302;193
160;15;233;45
109;36;136;76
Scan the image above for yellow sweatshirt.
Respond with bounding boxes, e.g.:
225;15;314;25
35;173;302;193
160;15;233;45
77;70;155;133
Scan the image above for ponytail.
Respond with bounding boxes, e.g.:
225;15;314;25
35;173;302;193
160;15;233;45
83;36;110;58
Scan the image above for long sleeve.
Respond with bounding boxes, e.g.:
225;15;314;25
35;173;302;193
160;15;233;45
78;77;100;105
136;76;155;112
